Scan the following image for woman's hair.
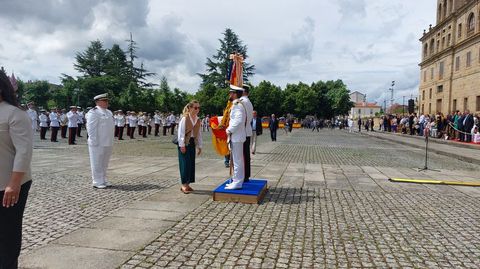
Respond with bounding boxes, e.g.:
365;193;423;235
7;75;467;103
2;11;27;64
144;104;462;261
0;69;18;106
182;100;199;117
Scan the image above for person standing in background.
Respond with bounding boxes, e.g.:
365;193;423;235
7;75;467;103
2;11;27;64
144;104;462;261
269;114;279;142
59;109;68;139
67;106;79;145
251;110;262;154
240;84;253;182
38;110;49;140
26;102;38;133
49;108;60;142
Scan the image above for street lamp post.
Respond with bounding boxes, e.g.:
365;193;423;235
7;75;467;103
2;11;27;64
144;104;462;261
402;96;405;116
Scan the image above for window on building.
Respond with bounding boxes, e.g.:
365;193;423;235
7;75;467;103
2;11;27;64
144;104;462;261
458;23;463;38
437;40;440;52
453;99;457;111
429;88;432;99
439;62;444;79
431;68;434;79
467;51;472;67
447;34;451;46
464;97;468;110
476;96;480;112
455;56;460;71
438;4;443;21
421;104;424;114
424;44;428;57
437;85;443;93
428;103;432;114
423;90;425;100
442;37;445;49
436;99;442;113
467;13;475;33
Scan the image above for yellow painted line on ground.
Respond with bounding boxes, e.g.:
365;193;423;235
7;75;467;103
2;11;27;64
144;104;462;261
389;178;480;187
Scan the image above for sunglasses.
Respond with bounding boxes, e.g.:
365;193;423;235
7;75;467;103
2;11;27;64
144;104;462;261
193;106;200;110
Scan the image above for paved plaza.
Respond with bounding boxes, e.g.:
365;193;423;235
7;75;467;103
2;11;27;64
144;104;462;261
19;129;480;268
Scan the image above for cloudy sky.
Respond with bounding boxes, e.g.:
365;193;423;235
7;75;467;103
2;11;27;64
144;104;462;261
0;0;436;104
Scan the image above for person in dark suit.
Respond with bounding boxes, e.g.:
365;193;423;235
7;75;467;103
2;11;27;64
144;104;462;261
463;110;474;142
409;113;415;135
457;112;465;142
269;114;279;141
357;118;362;132
251;110;262;154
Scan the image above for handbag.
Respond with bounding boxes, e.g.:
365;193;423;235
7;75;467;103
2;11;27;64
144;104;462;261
172;136;178;145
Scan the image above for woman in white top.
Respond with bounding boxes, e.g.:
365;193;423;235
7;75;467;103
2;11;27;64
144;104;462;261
177;100;202;194
0;70;33;268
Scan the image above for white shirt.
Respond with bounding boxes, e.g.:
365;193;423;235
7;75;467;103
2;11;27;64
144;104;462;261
60;113;68;126
138;116;145;126
240;96;254;137
177;115;203;148
39;114;49;127
154;114;162;124
128;116;138;127
77;111;85;124
226;99;247;143
49;112;60;127
115;115;126;127
86;106;114;147
167;114;175;126
67;111;79;128
27;108;38;122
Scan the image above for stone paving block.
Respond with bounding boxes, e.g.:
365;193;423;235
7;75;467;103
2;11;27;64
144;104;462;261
111;208;185;221
20;245;134;269
89;216;175;232
55;228;159;251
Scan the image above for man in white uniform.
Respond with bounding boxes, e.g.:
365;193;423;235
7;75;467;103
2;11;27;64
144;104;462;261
67;106;79;145
86;93;114;189
225;85;247;190
49;108;60;142
26;102;38;133
240;85;254;182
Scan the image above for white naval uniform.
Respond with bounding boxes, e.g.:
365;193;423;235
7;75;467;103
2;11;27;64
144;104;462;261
49;113;60;127
27;108;38;132
86;106;114;187
226;99;247;188
38;114;49;127
240;96;253;137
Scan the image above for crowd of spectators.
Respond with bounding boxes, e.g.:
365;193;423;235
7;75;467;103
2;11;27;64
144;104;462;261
376;110;480;144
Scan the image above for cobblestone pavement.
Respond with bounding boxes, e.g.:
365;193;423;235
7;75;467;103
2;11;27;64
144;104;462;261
24;128;480;268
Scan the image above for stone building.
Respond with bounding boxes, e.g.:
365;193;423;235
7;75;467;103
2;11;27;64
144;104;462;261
419;0;480;115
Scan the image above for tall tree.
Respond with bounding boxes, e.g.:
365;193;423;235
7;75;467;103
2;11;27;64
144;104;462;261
198;28;255;88
249;81;283;117
74;40;107;77
125;33;156;87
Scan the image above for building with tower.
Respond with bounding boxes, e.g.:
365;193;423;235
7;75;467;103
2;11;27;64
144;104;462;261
419;0;480;115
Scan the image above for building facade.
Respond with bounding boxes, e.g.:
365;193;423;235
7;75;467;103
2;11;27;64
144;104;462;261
349;91;366;103
350;102;382;119
419;0;480;115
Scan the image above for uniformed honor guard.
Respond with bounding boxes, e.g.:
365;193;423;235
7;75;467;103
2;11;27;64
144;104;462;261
60;109;68;138
86;93;114;189
26;102;38;133
128;111;138;139
76;107;84;137
38;110;49;140
115;110;126;140
67;106;79;145
154;111;161;136
240;84;254;182
49;108;60;142
225;85;247;190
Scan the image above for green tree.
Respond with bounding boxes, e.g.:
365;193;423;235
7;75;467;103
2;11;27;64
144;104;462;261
23;81;51;109
198;28;255;88
105;44;129;87
325;80;354;117
74;40;107;77
125;33;156;87
249;81;283;118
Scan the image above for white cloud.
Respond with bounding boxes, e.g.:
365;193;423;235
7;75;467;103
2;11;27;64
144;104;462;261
0;0;437;98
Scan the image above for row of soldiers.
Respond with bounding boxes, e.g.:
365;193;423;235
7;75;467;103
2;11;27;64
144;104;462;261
113;110;178;139
24;102;180;144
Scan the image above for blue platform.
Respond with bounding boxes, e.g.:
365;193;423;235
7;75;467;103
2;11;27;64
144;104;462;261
213;179;268;196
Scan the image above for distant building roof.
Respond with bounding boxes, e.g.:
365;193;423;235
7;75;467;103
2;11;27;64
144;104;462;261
354;102;382;108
